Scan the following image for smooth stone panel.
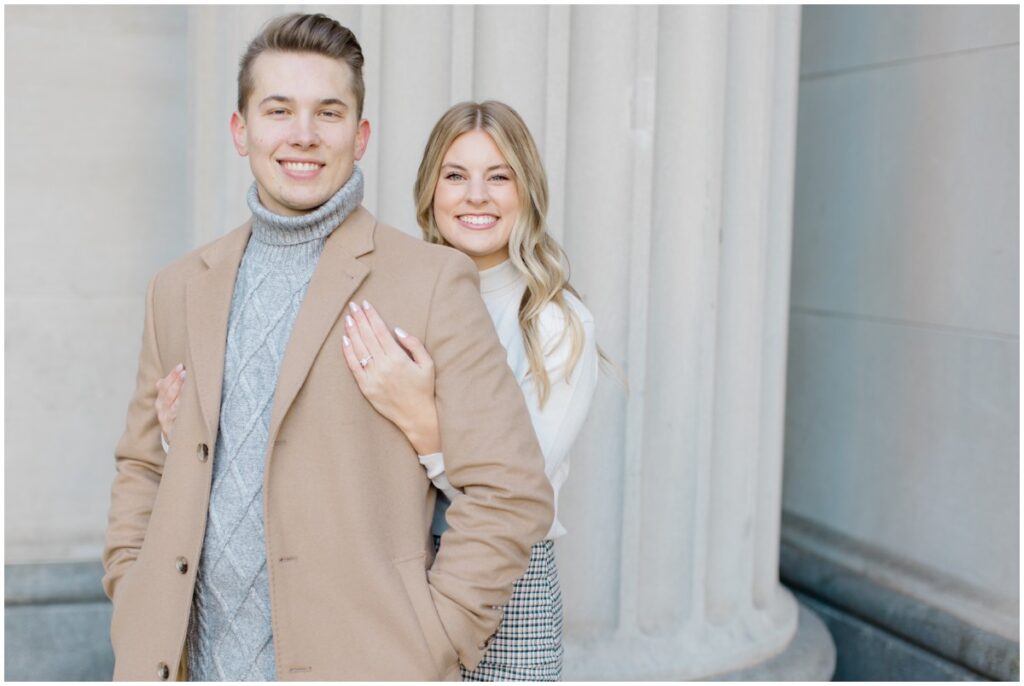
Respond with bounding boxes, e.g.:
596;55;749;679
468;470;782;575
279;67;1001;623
5;6;189;298
800;5;1018;76
185;6;285;246
5;297;146;562
782;310;1019;605
792;46;1019;336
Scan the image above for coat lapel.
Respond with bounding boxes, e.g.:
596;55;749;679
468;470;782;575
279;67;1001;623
185;222;251;438
266;205;376;445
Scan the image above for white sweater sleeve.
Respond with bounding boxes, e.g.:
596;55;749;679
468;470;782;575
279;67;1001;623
418;451;461;502
520;303;599;538
419;298;599;539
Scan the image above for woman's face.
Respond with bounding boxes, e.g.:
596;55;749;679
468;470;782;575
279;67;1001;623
432;129;520;270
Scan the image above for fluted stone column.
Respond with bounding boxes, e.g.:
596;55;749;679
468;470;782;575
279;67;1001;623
182;5;832;680
558;6;834;680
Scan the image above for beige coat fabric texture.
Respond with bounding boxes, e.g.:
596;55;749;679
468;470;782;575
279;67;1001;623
101;206;555;681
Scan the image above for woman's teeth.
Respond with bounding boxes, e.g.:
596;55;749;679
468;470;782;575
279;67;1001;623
460;215;497;226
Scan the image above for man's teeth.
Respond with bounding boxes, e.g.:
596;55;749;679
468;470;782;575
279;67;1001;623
282;161;321;171
460;215;497;226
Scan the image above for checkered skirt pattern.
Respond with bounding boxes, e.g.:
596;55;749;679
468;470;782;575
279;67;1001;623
433;537;563;681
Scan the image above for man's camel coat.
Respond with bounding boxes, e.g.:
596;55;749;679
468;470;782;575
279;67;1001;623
102;206;554;681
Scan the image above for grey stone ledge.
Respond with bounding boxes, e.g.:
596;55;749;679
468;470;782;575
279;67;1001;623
780;514;1019;681
5;560;108;605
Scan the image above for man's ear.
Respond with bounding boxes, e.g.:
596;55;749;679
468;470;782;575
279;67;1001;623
354;119;371;161
230;112;248;156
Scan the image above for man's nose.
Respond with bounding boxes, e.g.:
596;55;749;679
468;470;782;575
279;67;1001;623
288;114;320;147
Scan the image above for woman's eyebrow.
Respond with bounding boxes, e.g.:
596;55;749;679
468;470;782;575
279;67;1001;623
441;162;512;172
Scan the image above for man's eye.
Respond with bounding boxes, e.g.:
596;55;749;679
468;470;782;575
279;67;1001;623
268;109;287;116
321;111;342;118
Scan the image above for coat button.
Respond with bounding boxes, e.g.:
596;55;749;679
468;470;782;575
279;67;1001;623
157;662;170;680
175;556;188;574
196;443;209;462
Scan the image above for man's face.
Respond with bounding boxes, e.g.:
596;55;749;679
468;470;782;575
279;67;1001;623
231;51;370;216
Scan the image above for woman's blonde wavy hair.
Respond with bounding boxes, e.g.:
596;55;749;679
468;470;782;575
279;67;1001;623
414;101;607;408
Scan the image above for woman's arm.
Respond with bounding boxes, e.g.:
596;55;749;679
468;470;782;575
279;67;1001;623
417;299;600;519
520;301;600;499
340;300;442;457
417;452;461;501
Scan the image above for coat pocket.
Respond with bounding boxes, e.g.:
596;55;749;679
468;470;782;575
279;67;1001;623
109;554;145;658
393;552;460;678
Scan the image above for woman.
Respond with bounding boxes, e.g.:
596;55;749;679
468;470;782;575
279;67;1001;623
156;101;601;681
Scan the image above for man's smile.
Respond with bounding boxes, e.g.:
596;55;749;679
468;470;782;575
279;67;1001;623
278;159;325;178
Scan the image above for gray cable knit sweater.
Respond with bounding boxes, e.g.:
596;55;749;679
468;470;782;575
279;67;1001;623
187;168;364;681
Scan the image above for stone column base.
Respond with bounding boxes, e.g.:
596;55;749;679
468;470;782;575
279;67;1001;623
565;588;831;680
711;601;836;681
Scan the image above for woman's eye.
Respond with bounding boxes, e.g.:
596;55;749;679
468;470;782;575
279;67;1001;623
490;174;510;182
445;172;465;182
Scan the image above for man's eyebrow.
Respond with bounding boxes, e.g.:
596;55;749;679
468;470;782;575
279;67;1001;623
257;95;350;108
318;98;349;109
259;95;292;107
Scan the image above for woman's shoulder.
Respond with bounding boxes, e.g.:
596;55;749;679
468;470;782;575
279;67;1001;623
537;289;596;347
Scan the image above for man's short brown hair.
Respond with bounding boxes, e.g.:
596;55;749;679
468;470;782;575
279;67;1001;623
237;13;365;118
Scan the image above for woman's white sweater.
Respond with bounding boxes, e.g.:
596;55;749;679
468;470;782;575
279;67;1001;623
420;258;599;540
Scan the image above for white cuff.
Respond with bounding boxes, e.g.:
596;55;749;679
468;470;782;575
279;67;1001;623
417;452;462;502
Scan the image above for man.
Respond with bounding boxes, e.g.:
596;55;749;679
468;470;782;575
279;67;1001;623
102;13;553;681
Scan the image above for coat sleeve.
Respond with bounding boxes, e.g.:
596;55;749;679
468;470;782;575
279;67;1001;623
423;251;555;671
101;273;167;601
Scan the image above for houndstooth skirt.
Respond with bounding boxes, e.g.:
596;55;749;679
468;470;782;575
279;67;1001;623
433;537;563;681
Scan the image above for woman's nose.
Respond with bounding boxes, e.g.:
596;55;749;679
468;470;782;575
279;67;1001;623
466;177;488;203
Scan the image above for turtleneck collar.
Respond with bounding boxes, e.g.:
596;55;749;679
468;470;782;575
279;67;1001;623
247;165;364;248
479;258;523;296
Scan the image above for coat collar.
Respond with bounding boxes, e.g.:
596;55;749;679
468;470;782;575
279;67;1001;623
186;206;376;440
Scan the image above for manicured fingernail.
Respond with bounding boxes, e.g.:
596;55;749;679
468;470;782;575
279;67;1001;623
394;326;407;338
175;363;184;372
362;299;371;310
345;315;355;327
349;302;360;314
180;370;187;379
342;335;351;347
